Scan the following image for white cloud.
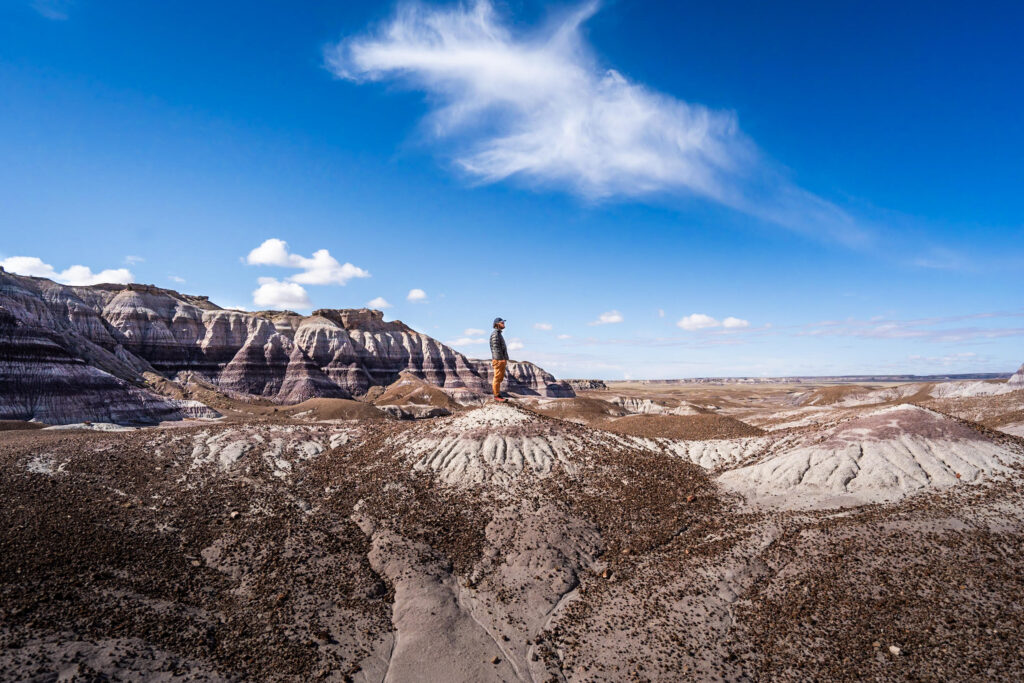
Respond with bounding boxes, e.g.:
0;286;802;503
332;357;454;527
168;275;186;283
329;1;864;243
246;238;369;286
722;316;750;329
448;336;486;345
367;296;392;309
1;256;133;286
533;322;553;330
658;309;665;318
588;310;623;325
407;288;428;302
508;338;525;351
252;277;311;310
557;333;572;340
677;313;719;331
124;255;145;265
464;328;486;335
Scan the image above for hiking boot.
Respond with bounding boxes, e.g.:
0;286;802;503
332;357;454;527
493;396;508;402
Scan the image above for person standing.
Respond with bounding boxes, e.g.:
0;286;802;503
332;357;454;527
490;317;509;402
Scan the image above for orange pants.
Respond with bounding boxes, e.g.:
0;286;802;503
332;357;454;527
491;359;507;397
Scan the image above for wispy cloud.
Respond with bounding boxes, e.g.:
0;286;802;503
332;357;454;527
588;310;623;325
464;327;485;335
1;255;133;286
911;246;970;271
124;255;145;265
168;275;186;284
798;312;1024;343
32;0;73;21
447;336;486;345
533;322;553;330
329;1;865;244
246;238;369;285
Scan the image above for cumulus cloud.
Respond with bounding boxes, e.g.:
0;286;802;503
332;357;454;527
533;322;553;330
407;288;428;302
329;1;863;243
252;277;311;310
1;256;133;286
464;327;486;335
588;310;623;325
246;238;369;286
677;313;720;331
367;296;393;309
508;338;525;351
676;313;751;331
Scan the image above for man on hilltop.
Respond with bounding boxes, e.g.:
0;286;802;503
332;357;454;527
490;317;509;402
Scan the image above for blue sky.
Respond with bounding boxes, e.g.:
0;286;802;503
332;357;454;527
1;0;1022;378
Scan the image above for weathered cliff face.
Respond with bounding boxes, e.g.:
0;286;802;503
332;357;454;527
1010;363;1024;387
0;304;216;425
0;271;573;423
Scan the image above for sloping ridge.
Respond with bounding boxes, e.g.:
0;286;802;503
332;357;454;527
718;404;1024;507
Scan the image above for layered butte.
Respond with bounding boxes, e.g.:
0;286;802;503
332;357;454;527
0;270;572;424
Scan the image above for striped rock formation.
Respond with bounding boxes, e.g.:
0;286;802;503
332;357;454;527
0;270;573;424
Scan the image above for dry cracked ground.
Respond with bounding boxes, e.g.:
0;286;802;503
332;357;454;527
2;379;1024;681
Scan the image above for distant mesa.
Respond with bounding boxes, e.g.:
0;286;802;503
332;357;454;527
567;378;608;391
0;271;573;425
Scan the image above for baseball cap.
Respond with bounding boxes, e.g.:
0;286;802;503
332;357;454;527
493;317;506;325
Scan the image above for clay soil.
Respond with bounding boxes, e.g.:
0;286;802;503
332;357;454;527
600;413;765;440
0;420;47;432
2;386;1024;681
282;398;386;421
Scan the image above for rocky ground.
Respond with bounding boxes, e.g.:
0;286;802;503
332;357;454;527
2;379;1024;681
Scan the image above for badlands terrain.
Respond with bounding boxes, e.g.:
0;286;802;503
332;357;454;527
2;273;1024;681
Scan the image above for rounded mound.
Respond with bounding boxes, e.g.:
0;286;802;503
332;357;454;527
284;398;386;421
373;372;463;412
718;404;1024;508
528;397;628;424
0;420;47;431
600;413;764;440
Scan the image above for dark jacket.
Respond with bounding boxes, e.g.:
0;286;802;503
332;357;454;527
490;329;509;361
